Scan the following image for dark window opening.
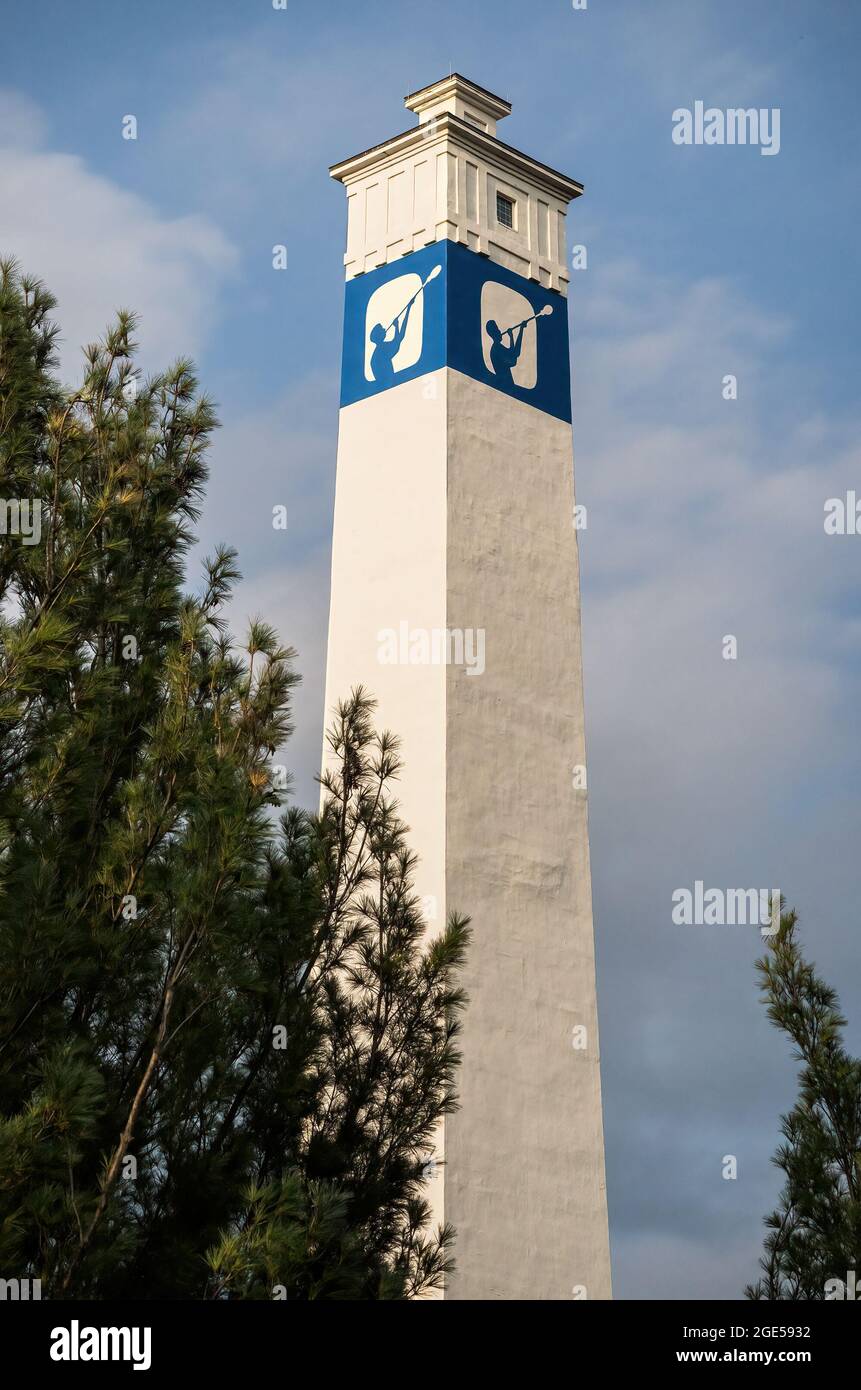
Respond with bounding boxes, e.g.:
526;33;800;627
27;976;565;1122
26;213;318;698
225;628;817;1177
496;192;515;229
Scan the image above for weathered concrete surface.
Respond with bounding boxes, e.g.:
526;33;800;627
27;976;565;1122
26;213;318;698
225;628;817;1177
444;369;611;1300
322;367;611;1299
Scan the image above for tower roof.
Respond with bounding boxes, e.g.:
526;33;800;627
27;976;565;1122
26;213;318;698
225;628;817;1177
404;73;512;130
329;72;582;205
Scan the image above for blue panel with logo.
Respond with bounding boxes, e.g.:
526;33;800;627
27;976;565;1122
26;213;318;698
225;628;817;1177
339;239;571;423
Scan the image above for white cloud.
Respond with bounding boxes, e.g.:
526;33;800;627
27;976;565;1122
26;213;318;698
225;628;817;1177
578;257;857;828
575;253;861;1296
153;31;417;214
0;88;237;381
618;1;780;107
0;89;48;150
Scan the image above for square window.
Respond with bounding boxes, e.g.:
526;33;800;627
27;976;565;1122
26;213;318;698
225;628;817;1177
496;192;515;229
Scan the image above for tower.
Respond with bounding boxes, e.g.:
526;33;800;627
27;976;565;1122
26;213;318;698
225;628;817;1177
323;74;611;1300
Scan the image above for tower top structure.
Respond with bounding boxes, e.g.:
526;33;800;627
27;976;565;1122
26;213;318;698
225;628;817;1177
329;73;582;294
324;72;611;1300
403;73;512;135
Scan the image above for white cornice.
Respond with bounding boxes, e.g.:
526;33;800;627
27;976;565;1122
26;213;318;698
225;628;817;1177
404;72;512;124
330;112;583;205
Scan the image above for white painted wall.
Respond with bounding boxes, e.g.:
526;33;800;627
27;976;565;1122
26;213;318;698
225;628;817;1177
338;129;571;291
445;369;611;1300
323;367;611;1298
322;370;450;1244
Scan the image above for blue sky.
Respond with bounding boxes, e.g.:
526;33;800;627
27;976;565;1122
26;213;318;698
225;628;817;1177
2;0;860;1299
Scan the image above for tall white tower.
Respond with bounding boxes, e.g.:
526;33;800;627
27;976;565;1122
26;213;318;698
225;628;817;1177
323;74;611;1300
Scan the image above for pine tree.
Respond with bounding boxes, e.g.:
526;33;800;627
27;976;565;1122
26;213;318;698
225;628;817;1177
0;259;468;1299
746;909;861;1299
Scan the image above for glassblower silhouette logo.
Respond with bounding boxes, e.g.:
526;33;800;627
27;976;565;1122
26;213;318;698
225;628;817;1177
364;264;442;384
481;280;554;391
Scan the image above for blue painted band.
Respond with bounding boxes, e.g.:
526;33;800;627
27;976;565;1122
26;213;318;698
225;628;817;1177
339;239;572;423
